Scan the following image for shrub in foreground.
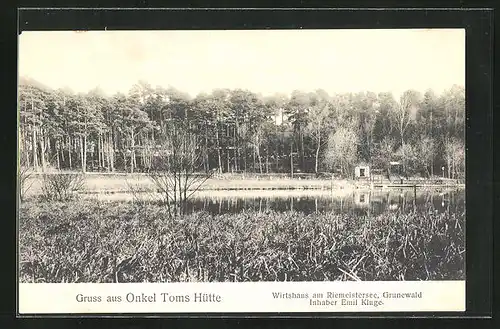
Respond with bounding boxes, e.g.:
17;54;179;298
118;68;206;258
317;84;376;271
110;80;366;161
19;200;465;282
39;172;85;201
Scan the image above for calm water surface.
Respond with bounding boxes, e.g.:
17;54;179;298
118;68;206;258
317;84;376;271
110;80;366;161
86;188;465;216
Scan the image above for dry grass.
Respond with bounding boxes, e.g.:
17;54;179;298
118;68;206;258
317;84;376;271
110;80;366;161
19;200;465;283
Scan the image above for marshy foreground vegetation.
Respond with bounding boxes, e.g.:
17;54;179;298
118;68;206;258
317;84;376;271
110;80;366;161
19;193;465;283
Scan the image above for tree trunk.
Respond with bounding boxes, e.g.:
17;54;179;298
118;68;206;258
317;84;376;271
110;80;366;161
204;124;209;172
234;148;238;173
257;146;263;174
81;135;87;173
430;110;434;177
39;130;46;170
446;157;451;178
105;132;110;171
105;134;110;170
22;127;30;168
56;139;60;169
84;134;88;173
451;157;455;179
252;148;256;173
235;121;240;172
315;134;321;174
275;136;280;172
233;125;238;171
109;131;114;172
60;137;65;167
82;111;88;173
299;129;305;171
139;134;145;170
30;98;39;170
215;124;222;174
401;137;406;174
97;133;102;169
40;129;50;170
130;131;135;173
32;124;38;170
266;152;269;174
68;136;72;169
275;153;279;173
243;145;247;172
79;136;84;172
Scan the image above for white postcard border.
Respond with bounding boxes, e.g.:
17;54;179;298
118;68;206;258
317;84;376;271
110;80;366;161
19;281;465;314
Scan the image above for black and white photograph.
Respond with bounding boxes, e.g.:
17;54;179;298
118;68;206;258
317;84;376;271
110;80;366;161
18;29;465;286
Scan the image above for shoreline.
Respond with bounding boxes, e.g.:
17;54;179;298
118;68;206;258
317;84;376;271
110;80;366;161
77;184;464;194
22;173;465;197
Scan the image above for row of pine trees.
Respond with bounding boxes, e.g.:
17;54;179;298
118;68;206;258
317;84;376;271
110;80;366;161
18;77;465;178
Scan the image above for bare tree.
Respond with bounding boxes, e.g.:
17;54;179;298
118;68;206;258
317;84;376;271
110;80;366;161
393;91;421;147
148;120;213;216
444;137;465;179
394;143;418;178
40;172;85;201
416;135;435;177
18;153;34;201
249;129;264;173
373;136;395;179
306;90;331;174
392;90;421;173
323;125;359;178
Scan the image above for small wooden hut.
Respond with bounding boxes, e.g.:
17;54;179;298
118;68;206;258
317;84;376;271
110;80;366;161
354;163;370;179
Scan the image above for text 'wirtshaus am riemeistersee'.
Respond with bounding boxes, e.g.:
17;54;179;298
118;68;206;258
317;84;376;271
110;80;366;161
271;291;423;308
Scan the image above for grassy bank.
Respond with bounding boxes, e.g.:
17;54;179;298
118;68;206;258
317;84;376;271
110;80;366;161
19;200;465;282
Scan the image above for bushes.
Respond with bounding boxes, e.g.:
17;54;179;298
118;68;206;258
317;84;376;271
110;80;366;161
40;172;85;201
18;155;34;202
19;166;34;202
18;200;465;283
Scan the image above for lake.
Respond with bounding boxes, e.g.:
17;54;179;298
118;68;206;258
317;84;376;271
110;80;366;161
83;187;465;216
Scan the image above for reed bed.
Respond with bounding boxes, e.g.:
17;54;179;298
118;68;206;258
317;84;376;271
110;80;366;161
19;200;464;283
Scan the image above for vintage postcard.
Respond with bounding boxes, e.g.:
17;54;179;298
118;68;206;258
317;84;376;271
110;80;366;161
17;28;465;314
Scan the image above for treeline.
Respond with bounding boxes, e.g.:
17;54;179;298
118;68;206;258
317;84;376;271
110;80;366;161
18;77;465;178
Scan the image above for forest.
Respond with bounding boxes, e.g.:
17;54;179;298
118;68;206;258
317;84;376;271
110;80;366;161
18;77;465;179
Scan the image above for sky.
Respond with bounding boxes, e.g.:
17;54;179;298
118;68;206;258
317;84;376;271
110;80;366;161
18;29;465;98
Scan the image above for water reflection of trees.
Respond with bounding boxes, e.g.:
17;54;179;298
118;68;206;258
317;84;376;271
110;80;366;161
185;189;465;216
